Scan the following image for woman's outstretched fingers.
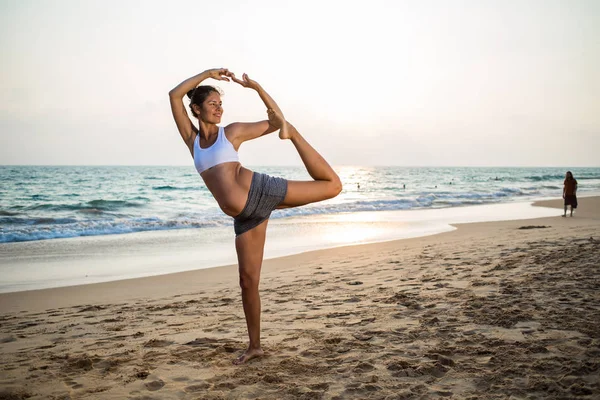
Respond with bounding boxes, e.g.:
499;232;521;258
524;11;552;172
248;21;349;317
231;75;243;86
231;73;253;88
213;68;231;81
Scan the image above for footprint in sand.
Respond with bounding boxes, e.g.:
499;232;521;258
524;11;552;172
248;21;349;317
345;296;362;303
184;382;211;392
145;379;165;391
63;354;94;372
324;337;344;345
343;382;382;395
143;339;173;348
352;332;374;341
353;361;375;373
262;374;284;383
309;382;330;391
64;378;83;389
213;381;237;390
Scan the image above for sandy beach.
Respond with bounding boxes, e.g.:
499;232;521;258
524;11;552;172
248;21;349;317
1;197;599;399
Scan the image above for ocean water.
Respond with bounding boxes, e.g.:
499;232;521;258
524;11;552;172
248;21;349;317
1;165;599;243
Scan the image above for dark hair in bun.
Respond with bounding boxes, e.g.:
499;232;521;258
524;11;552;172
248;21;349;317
187;86;222;118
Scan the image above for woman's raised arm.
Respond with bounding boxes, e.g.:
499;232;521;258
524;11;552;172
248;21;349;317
227;73;287;146
231;73;284;118
168;68;232;151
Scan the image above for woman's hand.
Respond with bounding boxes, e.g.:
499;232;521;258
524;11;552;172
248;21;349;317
205;68;233;82
231;73;261;90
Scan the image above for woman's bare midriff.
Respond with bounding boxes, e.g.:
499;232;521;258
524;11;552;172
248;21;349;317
200;162;253;217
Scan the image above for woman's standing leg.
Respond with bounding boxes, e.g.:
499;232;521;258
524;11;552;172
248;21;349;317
231;113;342;365
233;219;269;364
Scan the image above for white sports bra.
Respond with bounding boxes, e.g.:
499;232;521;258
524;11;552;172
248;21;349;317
193;126;239;174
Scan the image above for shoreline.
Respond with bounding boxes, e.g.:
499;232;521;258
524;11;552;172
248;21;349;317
0;197;574;295
0;196;597;314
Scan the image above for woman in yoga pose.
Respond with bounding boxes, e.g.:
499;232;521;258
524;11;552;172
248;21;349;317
169;68;342;364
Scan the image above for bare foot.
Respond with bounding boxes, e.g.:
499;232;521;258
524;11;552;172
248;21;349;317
283;122;299;140
233;347;264;365
267;109;293;140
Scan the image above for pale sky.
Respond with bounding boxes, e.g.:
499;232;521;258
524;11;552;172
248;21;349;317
1;0;598;167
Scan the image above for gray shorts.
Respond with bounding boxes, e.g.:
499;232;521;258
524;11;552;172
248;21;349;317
233;172;288;236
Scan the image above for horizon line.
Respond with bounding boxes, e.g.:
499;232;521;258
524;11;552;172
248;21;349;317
1;164;599;169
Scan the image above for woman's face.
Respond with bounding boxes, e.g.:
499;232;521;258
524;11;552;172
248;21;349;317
199;92;223;124
566;171;573;179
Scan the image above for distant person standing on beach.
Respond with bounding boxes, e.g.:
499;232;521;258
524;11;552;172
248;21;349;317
169;68;341;364
563;171;578;217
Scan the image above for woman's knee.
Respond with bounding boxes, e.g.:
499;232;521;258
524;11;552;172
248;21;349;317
327;175;343;198
239;272;260;291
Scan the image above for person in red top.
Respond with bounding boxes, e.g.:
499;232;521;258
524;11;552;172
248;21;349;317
563;171;578;217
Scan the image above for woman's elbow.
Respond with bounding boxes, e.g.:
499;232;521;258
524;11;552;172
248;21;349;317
169;88;184;99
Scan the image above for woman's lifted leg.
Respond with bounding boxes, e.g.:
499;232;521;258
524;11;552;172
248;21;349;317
270;110;342;208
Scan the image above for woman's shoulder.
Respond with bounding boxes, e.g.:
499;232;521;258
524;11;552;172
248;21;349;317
223;122;239;134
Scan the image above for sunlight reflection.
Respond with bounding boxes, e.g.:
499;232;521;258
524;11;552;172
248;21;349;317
318;222;385;245
312;211;389;223
337;165;376;184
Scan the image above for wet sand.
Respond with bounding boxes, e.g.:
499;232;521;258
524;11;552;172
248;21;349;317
1;197;599;399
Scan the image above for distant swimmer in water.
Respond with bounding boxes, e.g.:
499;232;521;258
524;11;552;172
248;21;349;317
563;171;577;217
169;68;342;364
